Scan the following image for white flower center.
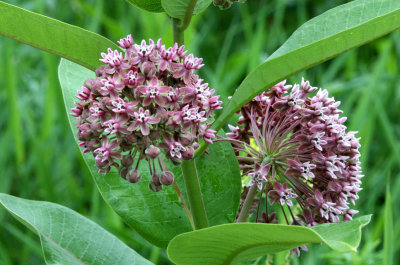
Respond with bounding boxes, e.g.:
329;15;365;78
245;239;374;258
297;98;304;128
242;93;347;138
149;88;157;95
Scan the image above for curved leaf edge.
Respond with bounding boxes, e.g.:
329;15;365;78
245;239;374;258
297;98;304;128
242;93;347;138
310;214;371;252
0;194;50;263
0;194;117;265
0;1;120;71
167;215;372;264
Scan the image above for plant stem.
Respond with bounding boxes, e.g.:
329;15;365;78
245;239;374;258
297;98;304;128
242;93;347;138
172;18;185;46
180;0;197;31
181;159;209;229
236;184;258;222
172;181;195;229
171;0;207;230
172;0;197;45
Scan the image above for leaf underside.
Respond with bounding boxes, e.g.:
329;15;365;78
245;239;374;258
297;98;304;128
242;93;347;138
161;0;212;20
125;0;164;13
0;193;153;265
167;215;371;265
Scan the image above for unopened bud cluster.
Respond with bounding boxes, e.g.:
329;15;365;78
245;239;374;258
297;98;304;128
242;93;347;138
71;35;222;191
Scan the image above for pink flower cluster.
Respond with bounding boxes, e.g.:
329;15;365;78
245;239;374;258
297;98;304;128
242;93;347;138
226;79;363;228
71;35;222;191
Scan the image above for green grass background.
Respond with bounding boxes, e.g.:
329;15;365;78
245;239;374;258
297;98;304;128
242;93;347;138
0;0;399;264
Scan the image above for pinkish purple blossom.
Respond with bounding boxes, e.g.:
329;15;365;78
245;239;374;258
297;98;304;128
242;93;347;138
224;78;363;237
72;35;222;191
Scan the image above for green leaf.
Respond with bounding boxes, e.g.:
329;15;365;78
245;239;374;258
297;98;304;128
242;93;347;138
0;193;153;265
167;215;371;265
212;0;400;133
161;0;212;19
58;59;241;248
0;1;119;71
125;0;164;13
383;183;394;265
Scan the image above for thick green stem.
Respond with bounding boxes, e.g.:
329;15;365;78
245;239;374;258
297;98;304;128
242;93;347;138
172;18;185;46
181;159;209;229
236;184;258;222
172;0;197;45
172;0;207;230
180;0;197;31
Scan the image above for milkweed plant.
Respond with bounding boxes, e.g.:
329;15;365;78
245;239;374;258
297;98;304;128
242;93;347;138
1;0;399;264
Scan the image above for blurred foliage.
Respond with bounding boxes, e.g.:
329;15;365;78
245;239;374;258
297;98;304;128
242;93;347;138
0;0;399;264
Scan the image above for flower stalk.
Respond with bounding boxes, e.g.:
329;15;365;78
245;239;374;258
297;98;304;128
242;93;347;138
181;159;209;229
172;0;197;46
172;0;209;230
236;184;258;222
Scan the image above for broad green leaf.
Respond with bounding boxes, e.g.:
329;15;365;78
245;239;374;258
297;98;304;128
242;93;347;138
167;215;371;265
58;59;241;248
211;0;400;134
0;193;153;265
125;0;164;13
0;1;119;71
161;0;212;19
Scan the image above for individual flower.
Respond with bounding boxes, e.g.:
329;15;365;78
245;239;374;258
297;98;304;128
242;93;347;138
72;35;222;191
224;78;363;239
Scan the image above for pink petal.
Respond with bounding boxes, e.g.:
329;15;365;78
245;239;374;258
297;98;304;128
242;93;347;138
141;124;150;135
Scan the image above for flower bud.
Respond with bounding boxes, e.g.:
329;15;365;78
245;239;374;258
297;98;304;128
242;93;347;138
125;134;138;143
120;141;134;151
149;181;162;192
119;166;130;179
181;147;194;160
180;133;193;146
149;130;161;140
193;142;199;150
121;155;134;167
152;173;162;186
127;169;141;183
160;171;174;186
145;145;160;159
138;136;151;147
171;157;182;166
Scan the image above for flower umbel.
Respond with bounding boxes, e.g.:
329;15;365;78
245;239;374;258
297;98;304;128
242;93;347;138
71;35;222;191
225;79;362;233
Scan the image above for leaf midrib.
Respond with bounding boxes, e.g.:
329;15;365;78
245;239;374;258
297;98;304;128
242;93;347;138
222;239;319;265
